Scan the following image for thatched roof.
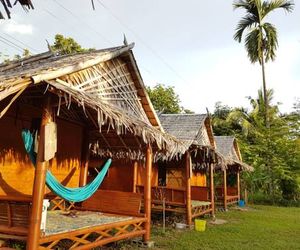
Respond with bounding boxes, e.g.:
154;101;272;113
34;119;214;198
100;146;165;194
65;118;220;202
0;44;186;160
0;0;34;19
214;136;253;172
158;114;226;170
159;114;215;148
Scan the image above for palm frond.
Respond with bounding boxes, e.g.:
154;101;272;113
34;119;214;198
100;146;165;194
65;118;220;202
234;0;261;19
244;27;262;63
262;0;294;19
234;14;258;42
262;22;278;62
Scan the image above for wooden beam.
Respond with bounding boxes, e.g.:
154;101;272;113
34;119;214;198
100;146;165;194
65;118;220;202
185;152;192;226
223;169;227;210
32;43;134;84
143;144;152;242
79;129;90;187
209;163;215;217
237;170;240;201
133;161;138;193
27;96;52;250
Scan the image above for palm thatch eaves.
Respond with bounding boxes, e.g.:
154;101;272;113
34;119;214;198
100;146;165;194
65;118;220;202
214;136;253;172
159;114;227;170
0;43;188;161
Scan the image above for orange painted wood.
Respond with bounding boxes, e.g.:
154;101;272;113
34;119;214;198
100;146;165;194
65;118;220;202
133;161;138;193
0;108;83;197
0;196;32;202
93;160;134;192
227;187;238;196
81;190;143;217
79;130;90;187
185;152;192;226
209;163;215;217
237;171;240;200
74;230;146;250
136;161;158;187
28;96;52;250
0;225;28;236
223;170;227;210
143;144;152;242
39;217;147;249
191;186;209;201
0;200;31;229
136;185;186;205
191;172;207;186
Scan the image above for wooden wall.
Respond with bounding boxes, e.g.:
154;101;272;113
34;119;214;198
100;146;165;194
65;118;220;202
191;172;207;187
136;162;158;187
0;104;82;197
89;159;135;192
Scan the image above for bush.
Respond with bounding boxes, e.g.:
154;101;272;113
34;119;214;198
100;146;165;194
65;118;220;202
248;192;300;207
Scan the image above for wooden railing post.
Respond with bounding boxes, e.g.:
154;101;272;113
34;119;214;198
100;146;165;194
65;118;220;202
223;169;227;210
185;151;192;226
237;170;240;201
209;163;215;217
143;144;152;242
79;130;90;187
133;161;138;193
27;97;52;250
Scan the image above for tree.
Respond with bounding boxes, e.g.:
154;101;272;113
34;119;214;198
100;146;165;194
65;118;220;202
0;49;31;63
212;90;300;203
51;34;86;55
233;0;294;127
147;84;182;114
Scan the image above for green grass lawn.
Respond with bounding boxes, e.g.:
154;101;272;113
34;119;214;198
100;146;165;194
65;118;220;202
149;205;300;250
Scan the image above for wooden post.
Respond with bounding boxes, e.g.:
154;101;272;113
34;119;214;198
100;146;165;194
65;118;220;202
133;161;138;193
185;151;192;226
223;169;227;210
27;97;52;250
143;144;152;242
209;163;215;217
79;130;90;187
237;170;240;201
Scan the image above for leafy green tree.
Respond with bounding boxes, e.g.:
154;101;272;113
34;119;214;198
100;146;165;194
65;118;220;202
233;0;294;126
212;102;235;136
51;34;86;55
147;84;182;114
213;90;300;203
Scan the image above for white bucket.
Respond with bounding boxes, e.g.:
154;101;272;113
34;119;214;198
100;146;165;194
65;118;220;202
175;223;187;229
40;199;50;232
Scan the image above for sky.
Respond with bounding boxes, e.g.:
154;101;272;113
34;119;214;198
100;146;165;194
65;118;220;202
0;0;299;114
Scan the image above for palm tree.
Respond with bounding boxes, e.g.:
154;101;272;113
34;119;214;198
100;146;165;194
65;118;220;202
233;0;294;127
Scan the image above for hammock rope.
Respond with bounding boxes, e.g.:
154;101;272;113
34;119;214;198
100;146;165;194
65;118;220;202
21;129;111;202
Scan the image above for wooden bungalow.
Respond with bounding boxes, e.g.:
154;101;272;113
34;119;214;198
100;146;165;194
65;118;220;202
0;44;186;249
214;136;253;210
136;114;225;226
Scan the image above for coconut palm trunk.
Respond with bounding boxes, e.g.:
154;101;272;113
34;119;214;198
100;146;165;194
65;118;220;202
260;49;269;128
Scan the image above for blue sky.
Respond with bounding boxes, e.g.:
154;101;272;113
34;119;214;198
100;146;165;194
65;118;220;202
0;0;299;113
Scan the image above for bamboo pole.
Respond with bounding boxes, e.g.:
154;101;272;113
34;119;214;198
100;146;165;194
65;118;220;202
209;163;215;217
223;169;227;211
27;96;52;250
185;151;192;226
79;130;90;187
143;144;152;242
133;161;138;193
237;170;240;201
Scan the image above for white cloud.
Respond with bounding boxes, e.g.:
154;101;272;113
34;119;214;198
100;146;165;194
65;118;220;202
2;20;33;35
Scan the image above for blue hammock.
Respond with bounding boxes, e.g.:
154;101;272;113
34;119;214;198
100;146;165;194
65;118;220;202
21;129;111;202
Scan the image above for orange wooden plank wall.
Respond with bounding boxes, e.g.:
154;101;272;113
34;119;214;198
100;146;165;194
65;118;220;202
136;162;158;187
0;104;82;197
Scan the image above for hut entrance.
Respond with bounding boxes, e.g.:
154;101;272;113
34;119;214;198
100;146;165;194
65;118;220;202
158;162;167;186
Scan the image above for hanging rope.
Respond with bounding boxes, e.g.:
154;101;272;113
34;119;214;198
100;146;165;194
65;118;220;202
21;129;111;202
